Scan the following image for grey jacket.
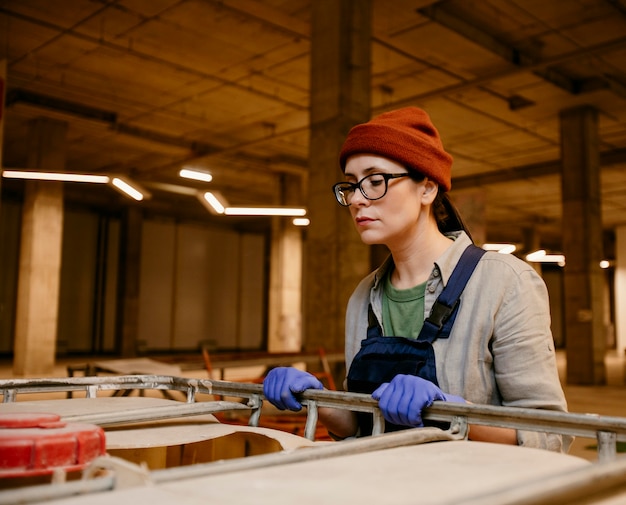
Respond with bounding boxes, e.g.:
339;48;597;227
344;231;571;452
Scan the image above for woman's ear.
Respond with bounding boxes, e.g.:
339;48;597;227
421;179;439;204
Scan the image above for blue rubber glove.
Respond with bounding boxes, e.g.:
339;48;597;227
372;374;465;427
263;367;324;411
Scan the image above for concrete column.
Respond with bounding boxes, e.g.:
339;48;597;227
560;106;606;385
615;225;626;358
522;227;542;275
13;118;67;376
268;174;304;353
305;0;372;353
116;206;142;357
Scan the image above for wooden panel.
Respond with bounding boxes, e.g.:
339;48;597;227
58;209;99;352
205;227;240;350
138;219;176;350
0;201;21;353
238;233;265;349
171;222;210;350
101;219;120;352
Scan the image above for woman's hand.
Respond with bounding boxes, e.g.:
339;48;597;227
372;374;465;427
263;367;324;411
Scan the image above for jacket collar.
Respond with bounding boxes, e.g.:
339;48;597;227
372;230;473;289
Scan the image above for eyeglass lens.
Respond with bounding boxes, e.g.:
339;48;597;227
334;173;404;206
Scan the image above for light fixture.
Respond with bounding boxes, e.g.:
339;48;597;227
196;192;305;217
179;168;213;183
110;177;149;201
293;217;310;226
198;191;228;215
600;260;615;269
525;249;566;266
2;169;109;184
482;243;516;254
224;207;307;217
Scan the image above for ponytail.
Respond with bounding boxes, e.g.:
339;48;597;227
433;191;474;243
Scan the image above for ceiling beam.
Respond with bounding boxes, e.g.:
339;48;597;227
6;89;116;123
453;147;626;189
5;88;308;175
0;6;306;111
378;34;626;113
220;0;310;38
417;3;608;97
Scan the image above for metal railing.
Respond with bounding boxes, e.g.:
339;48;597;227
4;375;626;505
2;374;626;462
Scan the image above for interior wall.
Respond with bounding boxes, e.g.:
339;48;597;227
102;219;120;352
137;219;266;352
0;200;21;353
238;233;266;349
0;199;267;355
137;219;176;350
57;209;99;353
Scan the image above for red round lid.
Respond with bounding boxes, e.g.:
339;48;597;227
0;413;106;478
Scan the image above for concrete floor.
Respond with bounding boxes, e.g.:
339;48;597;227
1;350;625;462
556;350;626;460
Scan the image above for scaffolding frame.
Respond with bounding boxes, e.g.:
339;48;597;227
3;375;626;505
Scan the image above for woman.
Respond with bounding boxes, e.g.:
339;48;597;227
264;107;570;452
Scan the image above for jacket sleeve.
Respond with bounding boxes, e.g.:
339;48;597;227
491;266;572;452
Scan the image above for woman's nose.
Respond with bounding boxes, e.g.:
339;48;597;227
350;188;369;206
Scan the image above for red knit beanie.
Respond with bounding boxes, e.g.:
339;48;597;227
339;107;453;192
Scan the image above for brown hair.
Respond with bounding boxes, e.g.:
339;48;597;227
433;192;474;242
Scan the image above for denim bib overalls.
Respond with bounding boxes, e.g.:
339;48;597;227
346;245;485;435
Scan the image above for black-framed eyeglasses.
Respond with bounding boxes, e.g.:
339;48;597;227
332;173;410;207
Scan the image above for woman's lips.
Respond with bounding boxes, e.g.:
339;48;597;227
355;216;375;226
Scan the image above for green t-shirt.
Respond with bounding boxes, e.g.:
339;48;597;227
382;270;426;339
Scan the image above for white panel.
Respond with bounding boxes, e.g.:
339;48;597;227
102;219;119;352
58;210;99;352
206;228;240;349
172;223;212;349
138;219;176;350
615;226;626;356
0;200;22;352
238;233;266;349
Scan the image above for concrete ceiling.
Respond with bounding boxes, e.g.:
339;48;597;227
1;0;626;255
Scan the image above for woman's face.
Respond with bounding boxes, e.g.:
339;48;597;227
343;154;432;248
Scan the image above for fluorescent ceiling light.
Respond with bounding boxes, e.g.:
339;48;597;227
482;243;516;254
111;177;147;201
224;207;307;217
526;249;566;266
197;193;303;217
200;191;227;215
179;168;213;183
2;170;109;183
293;217;310;226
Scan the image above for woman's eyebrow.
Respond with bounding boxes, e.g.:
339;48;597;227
345;166;386;178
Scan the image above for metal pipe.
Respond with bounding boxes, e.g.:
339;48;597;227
4;375;626;458
0;475;115;505
62;401;250;426
597;430;617;463
151;426;462;483
303;400;319;440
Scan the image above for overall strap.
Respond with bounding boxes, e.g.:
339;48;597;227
367;304;383;339
418;244;486;343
